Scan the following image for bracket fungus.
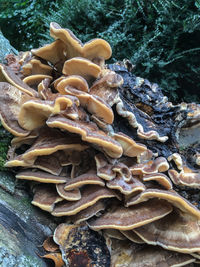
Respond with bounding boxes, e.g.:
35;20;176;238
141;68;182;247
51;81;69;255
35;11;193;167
0;22;200;266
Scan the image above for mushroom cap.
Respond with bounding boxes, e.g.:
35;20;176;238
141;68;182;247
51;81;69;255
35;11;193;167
31;185;63;212
137;123;169;143
22;58;53;76
88;199;172;231
95;153;116;180
133;208;200;253
64;86;114;124
0;63;37;97
103;229;126;240
23;74;52;88
22;127;88;162
143;173;173;190
50;22;112;60
113;132;147;157
56;75;89;94
89;71;123;106
56;184;81;201
130;157;169;175
16;170;66;184
62;57;101;81
0;82;30;136
168;168;200;188
18;95;79;131
111;244;195;267
119;230;145;244
31;39;67;65
125;188;200;219
106;175;145;195
52;185;118;216
64;171;105;190
46;115;123;158
69;200;105;224
33;153;63;175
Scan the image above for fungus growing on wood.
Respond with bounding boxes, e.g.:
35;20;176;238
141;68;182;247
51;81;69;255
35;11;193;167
16;170;67;184
0;63;37;96
133;209;200;253
52;185;119;216
0;22;200;266
0;82;30;136
88;199;172;230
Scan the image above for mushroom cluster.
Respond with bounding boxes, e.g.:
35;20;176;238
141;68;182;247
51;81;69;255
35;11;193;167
0;22;200;266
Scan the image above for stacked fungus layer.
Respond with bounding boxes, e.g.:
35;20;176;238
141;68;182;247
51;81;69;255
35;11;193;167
0;23;200;266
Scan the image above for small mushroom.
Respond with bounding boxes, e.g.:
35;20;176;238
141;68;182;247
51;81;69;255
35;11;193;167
88;199;172;231
168;167;200;188
31;185;63;212
69;200;105;224
113;132;147;157
22;58;53;76
56;184;81;201
52;185;119;216
95;153;116;180
143;173;173;190
62;57;101;82
23;74;52;89
119;231;145;244
56;75;89;94
64;86;114;124
64;171;105;190
16;170;66;183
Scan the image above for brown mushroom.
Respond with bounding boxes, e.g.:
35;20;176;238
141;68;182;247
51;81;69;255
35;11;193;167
21;127;88;163
46;115;123;158
56;184;81;201
52;185;119;216
50;22;112;61
95;153;116;180
143;173;173;190
133;208;200;253
168;167;200;188
125;188;200;218
31;39;67;66
88;199;172;230
0;82;30;136
112;132;147;157
56;75;89;94
69;200;105;224
23;74;52;89
16;170;67;184
62;57;101;82
31;185;63;212
64;171;105;190
22;58;53;76
111;243;195;267
64;86;114;124
0;63;37;96
106;175;145;195
18;95;79;131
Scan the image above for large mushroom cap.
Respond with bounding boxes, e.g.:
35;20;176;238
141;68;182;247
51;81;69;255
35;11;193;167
56;75;89;94
133;209;200;253
62;57;101;81
88;199;172;231
52;185;119;216
125;188;200;219
46;115;123;158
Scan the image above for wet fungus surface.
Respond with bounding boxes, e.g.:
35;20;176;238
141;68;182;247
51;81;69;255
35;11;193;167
0;22;200;266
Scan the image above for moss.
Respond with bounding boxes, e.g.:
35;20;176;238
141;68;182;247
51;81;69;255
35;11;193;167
0;122;12;171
